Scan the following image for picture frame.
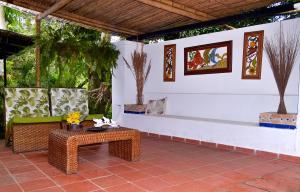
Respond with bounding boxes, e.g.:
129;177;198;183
184;41;232;75
242;30;264;79
163;44;176;81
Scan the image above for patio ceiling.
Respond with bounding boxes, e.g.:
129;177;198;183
0;29;33;59
1;0;280;36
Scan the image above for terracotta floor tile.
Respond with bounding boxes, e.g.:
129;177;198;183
0;155;24;162
77;161;98;171
214;183;267;192
52;174;86;185
62;181;99;192
235;165;277;178
19;178;56;192
25;152;48;163
201;175;235;188
0;168;9;176
0;184;22;192
158;181;214;192
134;177;171;191
8;165;37;175
140;166;171;176
245;178;293;192
1;137;300;192
159;172;194;185
39;167;65;177
199;165;231;174
181;168;216;179
92;175;127;188
105;183;146;192
221;171;253;182
116;170;151;181
216;159;250;170
0;175;15;187
105;165;135;174
4;160;32;169
91;159;124;168
79;167;111;179
13;170;46;183
246;171;300;192
33;186;64;192
125;161;153;170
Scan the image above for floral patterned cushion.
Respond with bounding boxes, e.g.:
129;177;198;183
145;97;167;115
5;88;50;123
50;88;89;117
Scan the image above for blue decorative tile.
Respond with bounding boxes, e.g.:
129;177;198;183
259;123;296;129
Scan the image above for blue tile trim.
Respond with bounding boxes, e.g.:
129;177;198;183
124;111;145;114
259;123;296;129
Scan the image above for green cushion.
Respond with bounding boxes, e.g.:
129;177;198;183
84;114;103;121
5;116;62;144
12;116;63;124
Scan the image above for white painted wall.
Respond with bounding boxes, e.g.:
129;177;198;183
113;18;300;156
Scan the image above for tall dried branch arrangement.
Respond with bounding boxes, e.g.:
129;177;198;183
265;26;300;114
123;44;151;105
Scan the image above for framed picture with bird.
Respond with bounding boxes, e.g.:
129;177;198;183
184;41;232;75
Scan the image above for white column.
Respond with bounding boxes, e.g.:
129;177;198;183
296;63;300;156
0;6;6;30
0;6;6;76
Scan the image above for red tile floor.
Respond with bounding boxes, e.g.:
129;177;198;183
1;136;300;192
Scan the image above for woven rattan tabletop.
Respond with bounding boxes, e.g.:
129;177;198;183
51;127;135;137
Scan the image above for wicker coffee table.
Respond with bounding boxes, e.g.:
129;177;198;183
48;128;140;174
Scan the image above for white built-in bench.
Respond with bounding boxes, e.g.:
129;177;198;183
121;113;299;157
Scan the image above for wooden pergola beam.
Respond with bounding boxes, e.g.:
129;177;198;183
36;0;73;20
2;0;140;35
136;0;216;21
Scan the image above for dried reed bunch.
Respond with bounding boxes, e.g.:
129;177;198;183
264;25;300;114
123;44;151;105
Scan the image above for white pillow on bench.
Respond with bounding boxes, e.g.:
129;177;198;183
145;97;167;115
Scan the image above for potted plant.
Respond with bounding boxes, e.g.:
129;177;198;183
260;25;300;129
123;44;151;114
66;111;82;131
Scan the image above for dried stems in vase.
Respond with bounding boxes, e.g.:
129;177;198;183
264;24;300;114
123;44;151;105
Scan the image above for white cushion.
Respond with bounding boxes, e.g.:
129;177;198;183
145;97;167;115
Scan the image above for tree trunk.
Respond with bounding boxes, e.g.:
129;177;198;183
35;17;41;87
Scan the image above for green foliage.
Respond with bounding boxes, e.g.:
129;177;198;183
4;6;35;35
40;22;119;89
0;6;120;138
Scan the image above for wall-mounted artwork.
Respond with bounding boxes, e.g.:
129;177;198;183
184;41;232;75
164;44;176;81
242;30;264;79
